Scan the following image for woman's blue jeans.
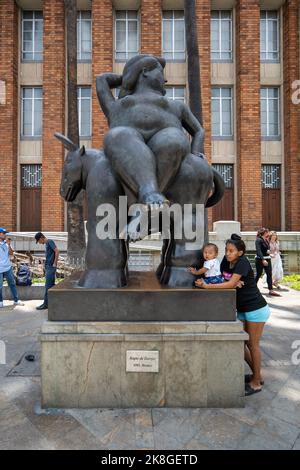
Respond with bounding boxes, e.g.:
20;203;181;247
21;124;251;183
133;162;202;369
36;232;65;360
0;267;19;303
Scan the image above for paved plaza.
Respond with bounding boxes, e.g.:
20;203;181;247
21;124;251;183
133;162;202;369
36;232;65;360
0;284;300;450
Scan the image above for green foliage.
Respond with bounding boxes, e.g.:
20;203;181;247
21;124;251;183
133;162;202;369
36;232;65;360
282;275;300;291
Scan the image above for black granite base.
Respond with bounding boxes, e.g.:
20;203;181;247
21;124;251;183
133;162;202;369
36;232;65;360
48;272;236;322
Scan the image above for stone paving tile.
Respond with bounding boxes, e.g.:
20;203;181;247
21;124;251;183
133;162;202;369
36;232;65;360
0;395;54;450
252;414;300;447
69;408;136;449
134;410;155;449
292;435;300;450
179;410;254;450
237;431;292;450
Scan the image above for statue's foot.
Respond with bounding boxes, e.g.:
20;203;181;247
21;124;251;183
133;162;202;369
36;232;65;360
140;190;169;209
78;269;127;288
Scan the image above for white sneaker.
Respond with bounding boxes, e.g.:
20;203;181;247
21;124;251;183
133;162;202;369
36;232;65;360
0;301;3;308
14;300;25;306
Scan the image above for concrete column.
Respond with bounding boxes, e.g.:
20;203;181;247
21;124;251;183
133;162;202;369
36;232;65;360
0;0;19;230
235;0;262;231
91;0;113;149
140;0;162;56
283;0;300;230
42;0;65;230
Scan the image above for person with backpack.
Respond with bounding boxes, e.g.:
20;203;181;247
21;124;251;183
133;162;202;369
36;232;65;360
0;228;24;308
35;232;59;310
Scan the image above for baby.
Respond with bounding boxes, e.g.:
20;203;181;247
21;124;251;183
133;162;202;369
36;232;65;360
188;243;223;285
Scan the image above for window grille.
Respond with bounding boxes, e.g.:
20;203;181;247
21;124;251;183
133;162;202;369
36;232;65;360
21;164;42;188
262;165;281;189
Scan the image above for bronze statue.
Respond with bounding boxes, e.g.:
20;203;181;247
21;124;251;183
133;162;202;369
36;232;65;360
56;54;225;288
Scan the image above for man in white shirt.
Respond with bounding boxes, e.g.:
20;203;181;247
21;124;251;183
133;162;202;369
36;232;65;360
0;228;24;308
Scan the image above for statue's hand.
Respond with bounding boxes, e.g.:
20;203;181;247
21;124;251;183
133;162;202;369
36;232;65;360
96;73;123;89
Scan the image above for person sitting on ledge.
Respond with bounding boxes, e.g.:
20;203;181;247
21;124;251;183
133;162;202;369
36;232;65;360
188;243;223;284
196;234;270;396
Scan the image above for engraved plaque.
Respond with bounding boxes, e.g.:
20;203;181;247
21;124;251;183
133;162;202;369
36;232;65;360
126;350;159;373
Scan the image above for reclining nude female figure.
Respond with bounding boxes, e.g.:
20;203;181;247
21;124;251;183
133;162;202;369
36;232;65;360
96;54;205;210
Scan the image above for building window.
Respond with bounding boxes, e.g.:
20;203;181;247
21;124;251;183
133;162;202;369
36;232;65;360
115;11;139;61
260;11;279;62
211;87;233;138
78;87;91;137
22;11;43;61
165;86;185;102
77;11;92;61
21;164;42;188
162;11;185;61
211;10;232;61
262;164;281;189
21;87;43;138
261;87;280;139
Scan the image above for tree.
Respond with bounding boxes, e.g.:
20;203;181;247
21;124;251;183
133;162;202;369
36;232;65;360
184;0;203;126
64;0;86;262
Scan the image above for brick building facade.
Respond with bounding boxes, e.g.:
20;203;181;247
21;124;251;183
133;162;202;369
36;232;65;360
0;0;299;232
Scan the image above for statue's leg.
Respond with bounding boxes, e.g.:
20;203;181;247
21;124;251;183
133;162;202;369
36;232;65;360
158;154;214;287
104;126;167;206
78;156;128;288
147;127;190;193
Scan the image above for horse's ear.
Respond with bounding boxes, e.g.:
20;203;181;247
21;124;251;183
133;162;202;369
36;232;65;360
80;145;85;156
54;132;77;151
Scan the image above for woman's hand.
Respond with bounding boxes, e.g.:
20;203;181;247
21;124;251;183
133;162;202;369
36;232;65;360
236;280;244;289
263;260;268;267
195;279;207;289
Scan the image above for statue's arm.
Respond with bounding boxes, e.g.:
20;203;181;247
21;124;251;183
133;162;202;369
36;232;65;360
96;73;122;119
180;103;205;156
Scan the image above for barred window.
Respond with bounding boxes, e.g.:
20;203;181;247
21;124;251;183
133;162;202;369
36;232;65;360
162;11;185;61
261;87;280;138
21;87;43;137
115;11;139;60
262;165;281;189
77;11;92;61
211;87;233;138
77;87;91;137
211;10;233;61
165;86;185;102
212;164;234;189
260;10;280;62
22;11;43;61
21;164;42;188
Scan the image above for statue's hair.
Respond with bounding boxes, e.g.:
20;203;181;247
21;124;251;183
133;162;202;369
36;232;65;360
118;54;166;99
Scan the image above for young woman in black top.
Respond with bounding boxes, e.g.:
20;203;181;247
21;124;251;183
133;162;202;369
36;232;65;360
255;228;280;297
196;234;271;396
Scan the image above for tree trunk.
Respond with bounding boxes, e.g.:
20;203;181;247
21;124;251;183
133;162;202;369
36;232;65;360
184;0;203;126
64;0;86;262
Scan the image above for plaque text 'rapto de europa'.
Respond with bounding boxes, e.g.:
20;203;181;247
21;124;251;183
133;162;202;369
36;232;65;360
126;350;159;373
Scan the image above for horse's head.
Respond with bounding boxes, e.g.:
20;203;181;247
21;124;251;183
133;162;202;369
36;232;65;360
54;133;86;202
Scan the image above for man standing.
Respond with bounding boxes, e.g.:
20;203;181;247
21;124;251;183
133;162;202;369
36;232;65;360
35;232;59;310
0;228;24;308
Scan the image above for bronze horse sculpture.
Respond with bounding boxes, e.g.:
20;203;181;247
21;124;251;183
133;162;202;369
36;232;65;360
56;54;225;288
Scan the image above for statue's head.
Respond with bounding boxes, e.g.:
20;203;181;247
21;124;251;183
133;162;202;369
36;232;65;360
119;54;166;98
54;133;86;201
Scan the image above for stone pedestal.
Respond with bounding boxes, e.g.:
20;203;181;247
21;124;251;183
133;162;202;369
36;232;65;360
40;320;247;408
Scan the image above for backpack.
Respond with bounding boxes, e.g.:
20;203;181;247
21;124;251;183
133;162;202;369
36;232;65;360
16;264;32;286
